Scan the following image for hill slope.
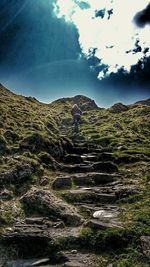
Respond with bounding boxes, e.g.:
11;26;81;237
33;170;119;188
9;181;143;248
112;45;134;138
0;84;150;266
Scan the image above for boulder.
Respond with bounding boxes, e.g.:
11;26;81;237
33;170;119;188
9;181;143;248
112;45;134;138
21;188;83;226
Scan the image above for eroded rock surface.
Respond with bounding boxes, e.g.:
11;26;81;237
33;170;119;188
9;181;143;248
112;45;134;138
21;188;83;226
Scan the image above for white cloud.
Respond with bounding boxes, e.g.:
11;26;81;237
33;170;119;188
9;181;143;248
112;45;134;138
53;0;150;78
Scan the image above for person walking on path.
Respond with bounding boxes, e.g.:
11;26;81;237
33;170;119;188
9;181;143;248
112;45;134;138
71;104;82;134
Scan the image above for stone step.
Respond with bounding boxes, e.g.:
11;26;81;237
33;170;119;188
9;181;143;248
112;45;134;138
52;173;120;190
61;189;116;204
63;154;84;164
69;147;112;155
2;225;81;246
81;152;115;162
60;161;118;173
1;227;82;265
63;152;115;165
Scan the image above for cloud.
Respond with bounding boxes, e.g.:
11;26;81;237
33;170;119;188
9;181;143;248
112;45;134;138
100;56;150;88
53;0;150;79
75;1;90;10
134;3;150;27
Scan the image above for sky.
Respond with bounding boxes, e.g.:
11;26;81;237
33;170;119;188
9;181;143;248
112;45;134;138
0;0;150;107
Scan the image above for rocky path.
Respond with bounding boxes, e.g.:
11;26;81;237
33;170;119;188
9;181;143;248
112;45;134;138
1;139;137;267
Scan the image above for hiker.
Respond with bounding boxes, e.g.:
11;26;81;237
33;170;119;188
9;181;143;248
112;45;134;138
71;104;82;125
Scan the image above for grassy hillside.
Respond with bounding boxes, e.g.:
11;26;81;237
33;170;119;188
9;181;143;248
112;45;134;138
0;84;150;266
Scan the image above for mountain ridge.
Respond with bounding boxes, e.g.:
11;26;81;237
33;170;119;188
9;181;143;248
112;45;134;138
0;83;149;109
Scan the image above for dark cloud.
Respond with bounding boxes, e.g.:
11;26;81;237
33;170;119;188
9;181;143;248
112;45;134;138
98;56;150;90
107;9;113;19
95;9;106;19
126;39;142;54
134;3;150;27
95;8;113;20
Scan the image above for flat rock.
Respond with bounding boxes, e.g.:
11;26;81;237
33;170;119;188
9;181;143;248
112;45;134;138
84;219;123;230
21;188;83;226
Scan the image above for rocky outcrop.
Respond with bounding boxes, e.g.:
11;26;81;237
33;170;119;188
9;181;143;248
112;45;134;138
0;164;33;186
134;98;150;106
109;103;128;113
21;188;83;226
52;95;99;111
